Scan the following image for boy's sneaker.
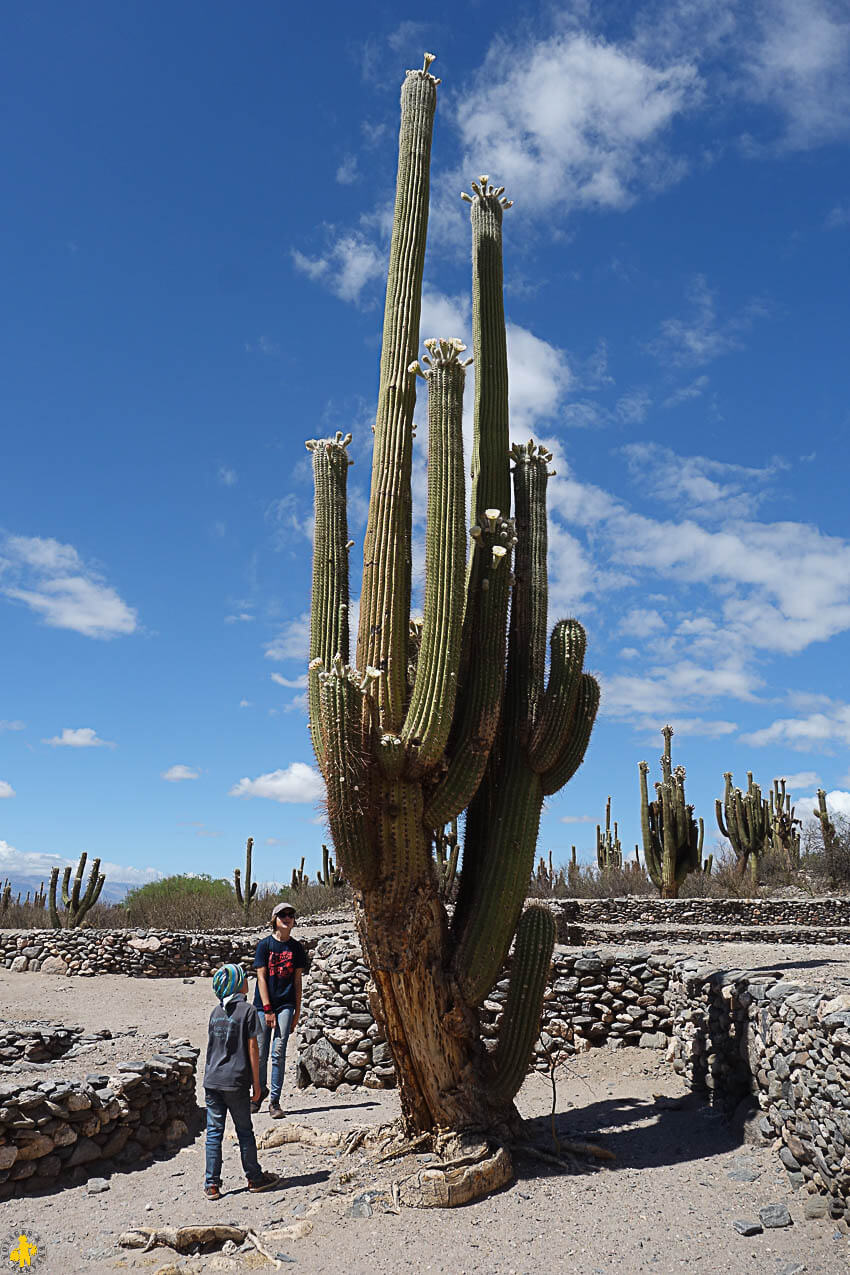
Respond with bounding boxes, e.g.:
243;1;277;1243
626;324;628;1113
248;1171;281;1193
250;1086;269;1114
268;1102;284;1119
204;1184;222;1201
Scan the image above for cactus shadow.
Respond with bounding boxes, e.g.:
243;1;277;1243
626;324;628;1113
518;1090;739;1175
285;1101;381;1116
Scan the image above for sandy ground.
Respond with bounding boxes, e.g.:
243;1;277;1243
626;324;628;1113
1;947;849;1275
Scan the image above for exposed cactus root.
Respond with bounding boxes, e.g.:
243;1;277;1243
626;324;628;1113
397;1141;512;1208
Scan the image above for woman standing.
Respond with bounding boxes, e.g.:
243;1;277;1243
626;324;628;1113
252;902;307;1117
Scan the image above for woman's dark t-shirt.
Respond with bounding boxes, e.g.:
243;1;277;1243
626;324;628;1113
252;936;308;1012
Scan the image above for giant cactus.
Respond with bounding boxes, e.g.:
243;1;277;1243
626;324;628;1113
716;771;770;885
815;788;838;882
48;853;105;928
304;55;598;1197
769;778;801;871
640;726;702;897
234;836;258;921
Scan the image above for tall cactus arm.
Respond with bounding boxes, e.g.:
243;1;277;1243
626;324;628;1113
48;867;61;929
307;432;353;776
401;340;469;776
489;904;555;1104
357;56;439;733
528;620;586;775
70;852;88;915
424;182;515;828
234;868;244;906
452;754;544;1006
505;442;551;746
61;865;72;908
318;658;376;891
78;858;104;918
540;673;599;797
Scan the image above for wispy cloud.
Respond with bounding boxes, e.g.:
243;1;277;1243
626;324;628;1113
244;335;280;356
218;466;238;486
0;839;161;885
229;762;323;804
271;673;308;689
740;700;850;752
225;612;255;624
646;275;770;367
161;764;200;782
0;781;15;799
560;813;595;824
663;375;709;407
1;535;137;639
0;720;25;732
44;727;116;749
292;234;384;304
621;441;782;521
265;612;310;662
336;155;359;185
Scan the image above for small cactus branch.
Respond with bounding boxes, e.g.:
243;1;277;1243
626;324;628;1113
489;904;555;1104
307;432;353;777
640;727;700;897
357;61;439;733
48;868;60;929
318;659;376;890
527;619;586;775
505;442;552;746
540;673;599;797
400;342;468;776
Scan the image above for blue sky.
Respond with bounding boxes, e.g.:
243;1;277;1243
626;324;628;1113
2;1;849;894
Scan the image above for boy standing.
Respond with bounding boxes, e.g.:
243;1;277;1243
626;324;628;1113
252;903;308;1117
203;962;281;1199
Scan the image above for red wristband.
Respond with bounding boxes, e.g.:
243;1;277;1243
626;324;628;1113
263;1004;272;1012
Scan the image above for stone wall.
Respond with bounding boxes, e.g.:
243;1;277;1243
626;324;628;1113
0;1036;200;1200
0;1023;83;1069
0;928;269;977
554;897;850;942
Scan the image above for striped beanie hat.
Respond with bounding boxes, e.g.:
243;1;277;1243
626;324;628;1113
212;963;243;1001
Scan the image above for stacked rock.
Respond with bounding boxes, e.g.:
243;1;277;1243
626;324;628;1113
556;897;850;946
0;1023;82;1068
1;929;265;978
0;1038;200;1199
667;962;850;1217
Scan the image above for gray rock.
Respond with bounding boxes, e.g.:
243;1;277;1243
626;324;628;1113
638;1032;666;1049
732;1219;763;1236
759;1204;793;1228
86;1177;110;1194
803;1197;828;1219
347;1200;372;1218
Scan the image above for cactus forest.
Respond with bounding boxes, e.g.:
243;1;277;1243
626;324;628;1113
305;55;598;1201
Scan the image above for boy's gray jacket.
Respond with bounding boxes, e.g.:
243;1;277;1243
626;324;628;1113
203;994;261;1091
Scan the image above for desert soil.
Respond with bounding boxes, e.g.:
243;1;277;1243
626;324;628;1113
1;941;849;1275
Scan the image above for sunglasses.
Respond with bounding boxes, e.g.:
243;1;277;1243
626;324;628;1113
277;911;296;919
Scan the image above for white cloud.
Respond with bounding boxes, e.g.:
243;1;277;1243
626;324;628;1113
292;234;384;304
619;608;666;638
0;720;25;732
225;612;255;623
271;673;308;689
244;335;280;356
795;789;850;822
506;324;572;432
218;465;237;486
621;441;781;521
663;375;709;407
44;727;115;749
454;33;700;215
1;535;137;639
239;699;252;708
0;781;15;798
161;764;200;782
646;275;769;367
265;612;311;663
826;204;850;229
0;839;161;886
741;702;850;752
560;814;595;824
778;771;822;790
336;155;359;185
229;762;324;804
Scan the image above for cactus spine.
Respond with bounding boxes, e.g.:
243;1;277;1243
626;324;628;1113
304;57;598;1154
640;726;702;898
48;853;105;928
716;771;770;885
596;796;623;871
234;836;258;921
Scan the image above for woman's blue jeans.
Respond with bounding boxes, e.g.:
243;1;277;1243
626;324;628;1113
204;1088;262;1187
257;1005;293;1104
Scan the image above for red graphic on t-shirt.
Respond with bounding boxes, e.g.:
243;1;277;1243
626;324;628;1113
267;948;294;980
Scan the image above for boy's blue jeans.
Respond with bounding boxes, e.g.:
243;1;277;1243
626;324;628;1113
204;1088;262;1187
256;1006;294;1104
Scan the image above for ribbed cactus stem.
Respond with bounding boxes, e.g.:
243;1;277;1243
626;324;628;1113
401;340;468;775
596;795;623;871
357;60;439;733
490;905;555;1103
716;770;770;882
640;727;700;897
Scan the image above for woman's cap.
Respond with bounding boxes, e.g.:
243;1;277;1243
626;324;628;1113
212;963;244;1000
271;902;296;921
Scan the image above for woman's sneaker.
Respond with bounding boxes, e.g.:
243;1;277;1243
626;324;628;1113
268;1102;284;1119
248;1171;281;1193
204;1184;222;1200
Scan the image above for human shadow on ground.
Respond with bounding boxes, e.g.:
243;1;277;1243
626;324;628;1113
231;1168;330;1195
518;1090;738;1177
745;958;840;974
285;1101;380;1116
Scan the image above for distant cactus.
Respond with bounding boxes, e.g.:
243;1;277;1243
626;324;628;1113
1;879;12;912
596;796;623;871
290;857;308;891
317;843;345;888
640;726;702;898
716;771;770;885
48;853;105;928
234;836;258;921
568;845;579;888
815;789;838;882
435;821;459;900
769;778;801;871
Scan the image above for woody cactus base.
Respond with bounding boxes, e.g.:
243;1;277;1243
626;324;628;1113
303;55;598;1203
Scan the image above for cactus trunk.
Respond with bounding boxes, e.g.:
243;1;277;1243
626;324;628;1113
302;56;598;1194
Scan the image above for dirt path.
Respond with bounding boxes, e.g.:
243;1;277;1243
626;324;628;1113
1;961;848;1275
